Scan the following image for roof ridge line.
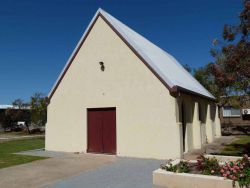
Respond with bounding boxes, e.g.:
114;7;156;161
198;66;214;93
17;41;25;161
48;8;215;101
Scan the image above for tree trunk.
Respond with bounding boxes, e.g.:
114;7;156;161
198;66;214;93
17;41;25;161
26;124;31;134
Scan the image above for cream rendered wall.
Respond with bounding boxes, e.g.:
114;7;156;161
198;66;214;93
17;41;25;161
46;17;181;159
177;94;221;153
185;100;194;152
214;106;222;137
206;104;215;143
192;102;202;149
177;94;195;153
201;123;207;144
199;101;208;144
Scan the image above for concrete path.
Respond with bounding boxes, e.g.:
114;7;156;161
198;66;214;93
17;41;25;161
45;157;163;188
16;149;66;158
0;152;116;188
0;150;163;188
184;136;236;160
0;133;44;143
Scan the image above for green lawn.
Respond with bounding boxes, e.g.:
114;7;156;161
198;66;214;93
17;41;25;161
0;138;47;169
219;136;250;156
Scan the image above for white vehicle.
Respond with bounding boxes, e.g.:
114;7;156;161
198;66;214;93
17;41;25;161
17;121;26;127
242;109;250;115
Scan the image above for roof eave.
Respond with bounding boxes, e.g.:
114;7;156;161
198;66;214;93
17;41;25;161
171;85;216;102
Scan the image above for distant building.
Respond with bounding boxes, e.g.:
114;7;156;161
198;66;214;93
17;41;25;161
220;106;250;127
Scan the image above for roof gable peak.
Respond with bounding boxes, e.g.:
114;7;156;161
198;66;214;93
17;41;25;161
48;8;215;101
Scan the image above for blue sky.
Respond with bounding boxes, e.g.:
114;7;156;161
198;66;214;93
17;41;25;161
0;0;241;104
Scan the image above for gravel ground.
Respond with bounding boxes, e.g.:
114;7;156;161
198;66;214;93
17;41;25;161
45;157;163;188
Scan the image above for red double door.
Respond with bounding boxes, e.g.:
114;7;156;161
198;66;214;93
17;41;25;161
87;108;116;154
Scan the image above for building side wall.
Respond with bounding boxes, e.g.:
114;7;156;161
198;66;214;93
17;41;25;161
176;94;220;153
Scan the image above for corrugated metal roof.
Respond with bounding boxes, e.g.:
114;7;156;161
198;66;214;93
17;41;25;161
0;105;30;109
0;105;13;109
49;8;215;100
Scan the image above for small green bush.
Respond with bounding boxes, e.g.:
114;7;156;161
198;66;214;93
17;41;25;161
161;160;189;173
219;154;250;188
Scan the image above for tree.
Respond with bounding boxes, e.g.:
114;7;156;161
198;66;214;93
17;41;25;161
2;99;31;132
2;108;15;130
12;98;31;133
182;64;193;73
30;93;48;127
193;66;231;107
12;99;25;109
209;0;250;107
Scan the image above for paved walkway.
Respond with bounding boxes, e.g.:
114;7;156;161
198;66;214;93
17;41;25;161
0;150;163;188
0;136;237;188
0;133;44;143
45;157;163;188
0;152;116;188
184;136;236;160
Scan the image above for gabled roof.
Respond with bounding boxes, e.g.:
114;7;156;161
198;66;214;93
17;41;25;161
48;8;215;100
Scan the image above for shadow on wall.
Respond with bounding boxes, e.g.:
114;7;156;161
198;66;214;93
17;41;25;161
199;102;207;124
210;103;216;122
178;98;195;153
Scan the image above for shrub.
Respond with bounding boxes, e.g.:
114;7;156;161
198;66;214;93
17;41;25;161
161;160;190;173
238;167;250;187
161;160;177;172
220;154;250;187
196;155;220;175
177;161;190;173
161;154;250;187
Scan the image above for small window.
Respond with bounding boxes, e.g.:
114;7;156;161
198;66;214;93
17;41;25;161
223;106;241;117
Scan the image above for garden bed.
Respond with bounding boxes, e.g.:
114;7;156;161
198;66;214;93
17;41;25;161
153;169;238;188
153;155;250;188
